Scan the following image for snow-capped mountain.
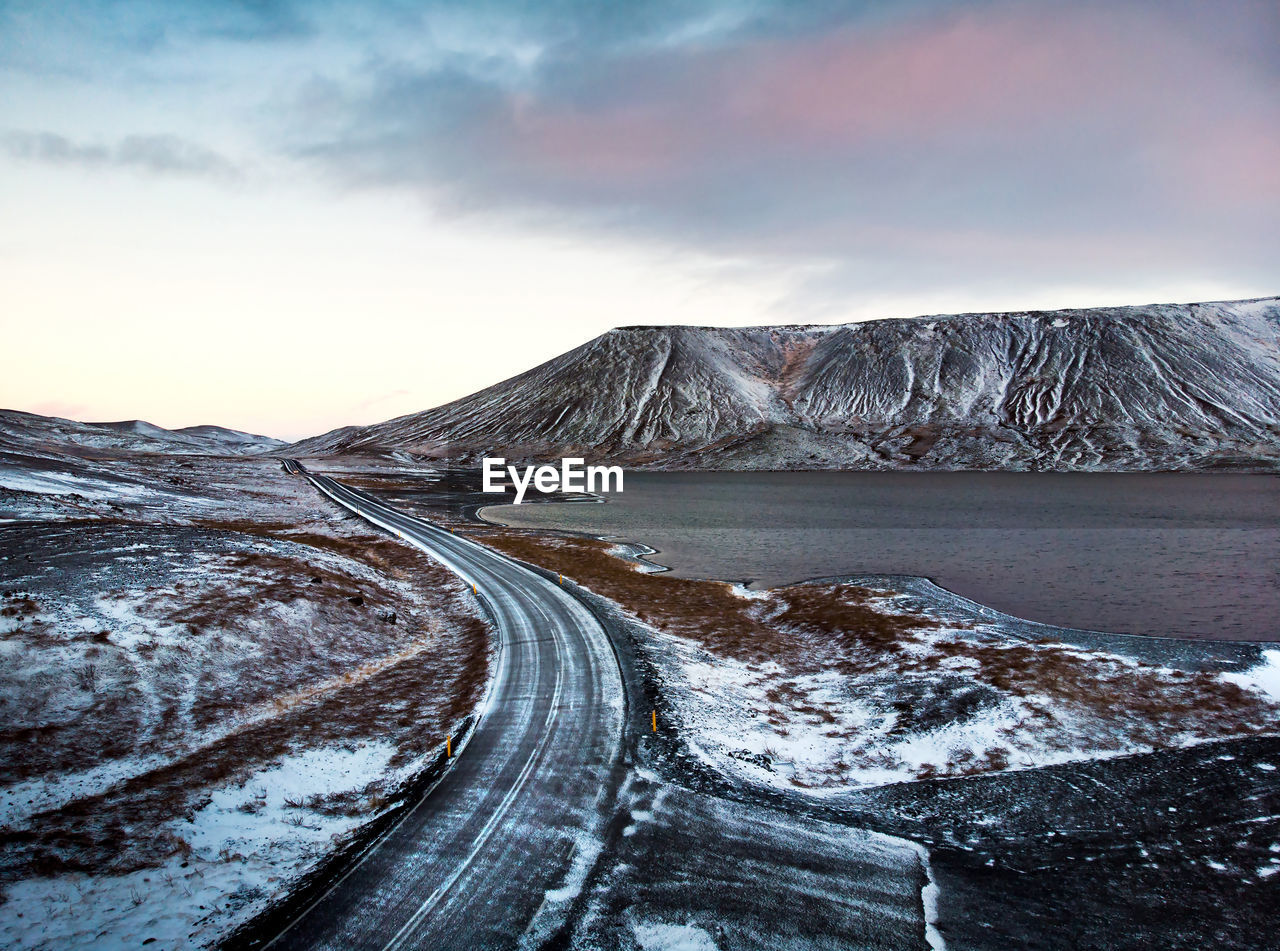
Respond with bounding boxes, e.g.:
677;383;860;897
292;297;1280;470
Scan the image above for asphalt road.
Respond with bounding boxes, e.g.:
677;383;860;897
270;461;625;949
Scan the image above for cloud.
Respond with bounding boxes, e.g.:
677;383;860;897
282;0;1280;297
4;1;1276;307
1;130;242;181
0;0;313;56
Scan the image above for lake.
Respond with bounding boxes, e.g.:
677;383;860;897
480;472;1280;641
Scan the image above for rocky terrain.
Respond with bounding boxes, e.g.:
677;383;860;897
0;410;284;458
291;296;1280;470
473;530;1280;794
358;474;1280;950
0;422;491;948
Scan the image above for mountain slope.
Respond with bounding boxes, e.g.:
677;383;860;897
0;410;285;458
291;297;1280;470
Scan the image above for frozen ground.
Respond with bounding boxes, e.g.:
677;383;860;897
657;593;1280;794
0;448;491;948
465;524;1280;948
849;732;1280;948
472;532;1280;799
245;466;1280;948
1;742;417;949
562;770;935;951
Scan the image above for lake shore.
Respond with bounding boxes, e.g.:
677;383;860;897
478;471;1280;641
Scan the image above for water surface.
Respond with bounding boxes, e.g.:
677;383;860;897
481;472;1280;641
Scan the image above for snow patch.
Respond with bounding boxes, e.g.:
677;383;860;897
726;582;770;601
0;469;151;500
632;920;720;951
904;840;947;950
1224;650;1280;702
0;743;403;950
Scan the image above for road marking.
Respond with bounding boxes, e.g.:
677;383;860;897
307;473;571;948
282;468;619;951
382;597;565;951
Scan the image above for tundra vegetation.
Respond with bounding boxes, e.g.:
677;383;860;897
0;454;492;948
473;528;1280;790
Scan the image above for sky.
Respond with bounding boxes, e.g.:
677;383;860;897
1;0;1277;441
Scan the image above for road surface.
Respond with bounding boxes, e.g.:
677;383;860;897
269;461;625;949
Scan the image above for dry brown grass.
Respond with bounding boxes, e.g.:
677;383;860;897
477;530;932;668
0;539;473;783
0;609;490;878
474;527;1279;760
0;513;494;883
1;597;41;620
191;518;442;578
332;475;440;496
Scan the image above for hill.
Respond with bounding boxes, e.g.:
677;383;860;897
290;297;1280;470
0;410;285;458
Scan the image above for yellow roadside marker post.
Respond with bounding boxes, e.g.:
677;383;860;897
651;709;657;733
447;735;452;758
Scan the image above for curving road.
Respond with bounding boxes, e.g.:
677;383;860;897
270;461;625;949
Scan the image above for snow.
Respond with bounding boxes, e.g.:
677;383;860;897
1;752;174;828
624;576;1280;796
0;468;152;500
1224;650;1280;702
296;298;1280;472
0;743;409;950
0;409;282;458
0;453;494;949
0;553;454;824
632;920;720;951
621;785;669;839
184;742;401;859
660;624;1151;792
905;840;947;951
539;834;603;905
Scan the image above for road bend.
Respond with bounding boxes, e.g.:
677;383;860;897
268;460;625;950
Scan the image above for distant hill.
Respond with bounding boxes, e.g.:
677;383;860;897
292;296;1280;471
0;410;285;458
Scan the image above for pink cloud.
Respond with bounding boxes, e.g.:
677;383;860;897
513;101;687;181
500;2;1276;194
1175;118;1280;205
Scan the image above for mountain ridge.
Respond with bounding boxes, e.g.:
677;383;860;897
292;296;1280;471
0;409;286;458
